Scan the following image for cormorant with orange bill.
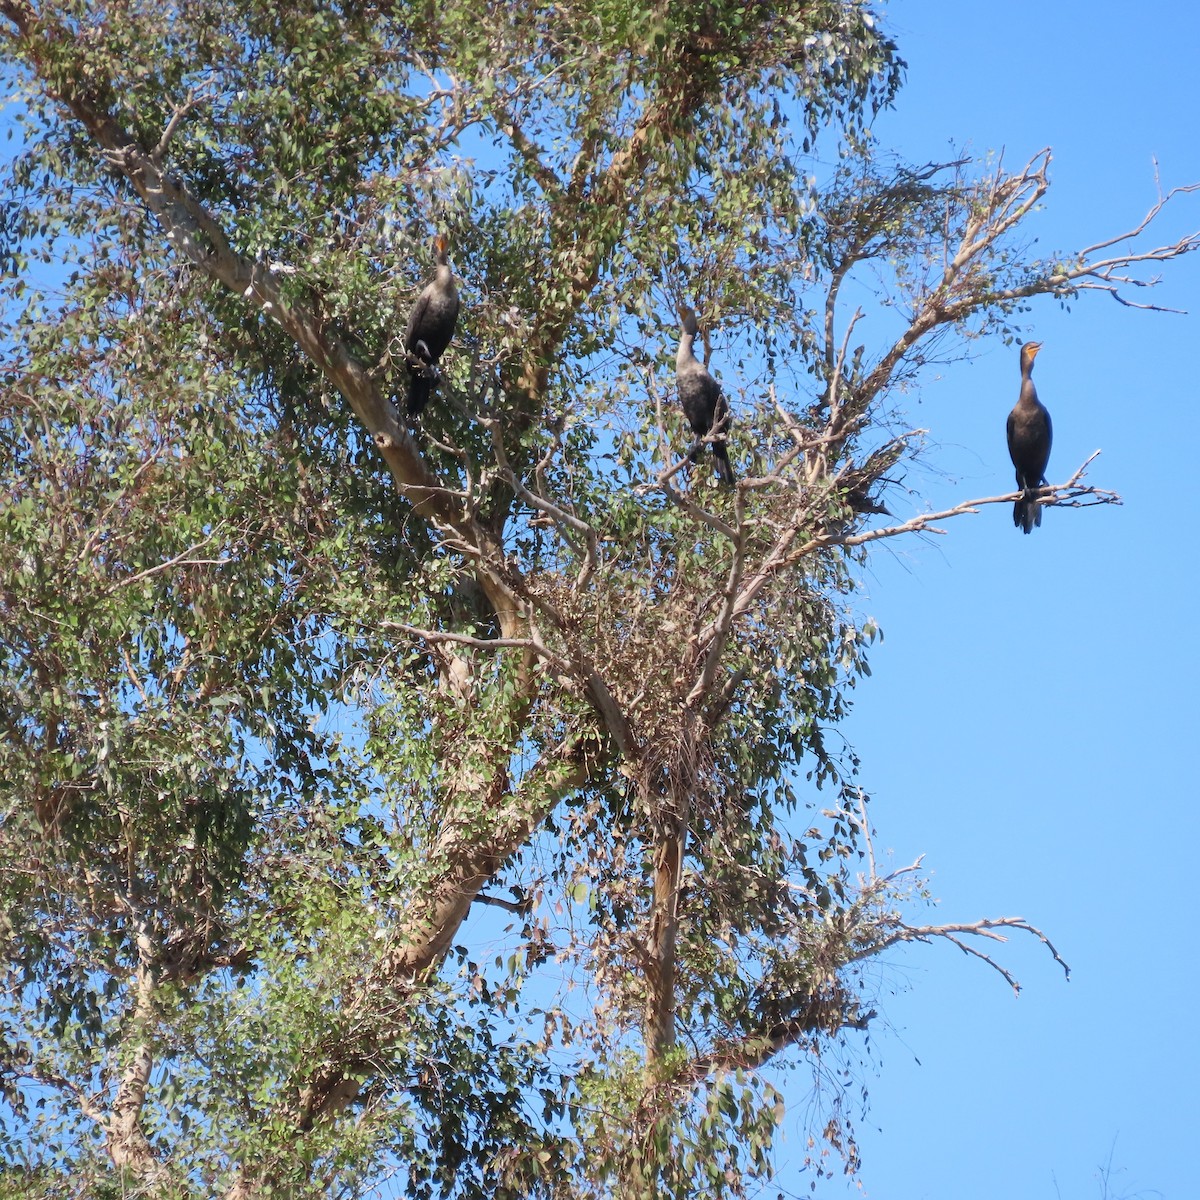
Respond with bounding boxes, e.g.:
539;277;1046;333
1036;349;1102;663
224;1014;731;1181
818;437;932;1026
405;233;460;418
1006;340;1052;534
675;305;734;486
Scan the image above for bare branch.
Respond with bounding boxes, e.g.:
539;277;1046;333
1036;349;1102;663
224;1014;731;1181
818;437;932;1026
870;915;1071;991
853;149;1199;408
830;471;1120;552
825;307;865;433
680;455;1118;681
1078;169;1200;257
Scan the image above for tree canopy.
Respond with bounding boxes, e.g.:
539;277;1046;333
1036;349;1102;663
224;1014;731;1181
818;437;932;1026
0;2;1195;1197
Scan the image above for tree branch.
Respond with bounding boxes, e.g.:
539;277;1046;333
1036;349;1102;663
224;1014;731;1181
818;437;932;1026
105;926;172;1188
701;456;1119;645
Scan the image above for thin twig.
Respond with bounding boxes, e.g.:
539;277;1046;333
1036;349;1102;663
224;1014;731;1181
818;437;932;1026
105;539;231;593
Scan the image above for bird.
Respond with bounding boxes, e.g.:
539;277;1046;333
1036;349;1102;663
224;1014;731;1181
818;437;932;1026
1006;340;1052;534
404;233;460;418
675;305;734;486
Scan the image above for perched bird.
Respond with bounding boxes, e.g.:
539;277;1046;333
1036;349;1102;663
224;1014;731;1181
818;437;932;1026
675;305;734;486
1006;340;1052;534
404;233;460;417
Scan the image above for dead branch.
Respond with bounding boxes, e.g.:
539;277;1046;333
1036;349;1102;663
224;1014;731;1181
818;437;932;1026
1079;168;1200;257
853;149;1199;409
695;455;1119;645
865;915;1071;994
832;471;1120;550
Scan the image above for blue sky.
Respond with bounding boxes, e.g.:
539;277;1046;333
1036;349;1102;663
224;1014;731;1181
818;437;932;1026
771;3;1200;1197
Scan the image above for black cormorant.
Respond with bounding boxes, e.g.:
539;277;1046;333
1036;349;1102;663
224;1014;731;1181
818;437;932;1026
1006;340;1052;534
405;233;460;417
675;305;734;486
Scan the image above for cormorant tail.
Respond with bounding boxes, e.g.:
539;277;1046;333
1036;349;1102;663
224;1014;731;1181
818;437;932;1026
713;442;735;486
1014;493;1042;534
407;372;433;418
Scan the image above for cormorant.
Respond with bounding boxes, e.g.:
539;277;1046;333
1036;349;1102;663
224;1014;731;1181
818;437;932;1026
1006;340;1052;534
404;233;460;417
675;305;734;486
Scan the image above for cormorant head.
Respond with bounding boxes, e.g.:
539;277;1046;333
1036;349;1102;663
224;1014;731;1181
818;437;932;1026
678;304;700;337
1021;340;1042;370
432;233;451;262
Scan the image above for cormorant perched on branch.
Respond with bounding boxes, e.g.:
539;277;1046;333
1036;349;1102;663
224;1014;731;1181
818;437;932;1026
404;233;460;418
1006;340;1052;534
675;305;734;486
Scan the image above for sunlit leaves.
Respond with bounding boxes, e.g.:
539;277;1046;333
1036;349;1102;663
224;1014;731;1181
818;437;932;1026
0;0;930;1196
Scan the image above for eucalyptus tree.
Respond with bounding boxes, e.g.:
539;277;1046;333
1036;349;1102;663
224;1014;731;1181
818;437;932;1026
0;2;1194;1198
